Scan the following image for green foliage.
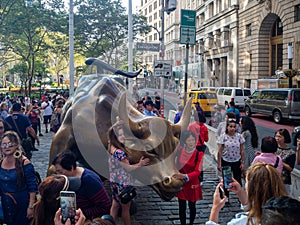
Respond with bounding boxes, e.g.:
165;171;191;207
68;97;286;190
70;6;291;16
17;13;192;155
0;0;148;93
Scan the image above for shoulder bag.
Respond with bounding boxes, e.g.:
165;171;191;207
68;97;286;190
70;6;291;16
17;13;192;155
11;116;34;160
118;185;137;204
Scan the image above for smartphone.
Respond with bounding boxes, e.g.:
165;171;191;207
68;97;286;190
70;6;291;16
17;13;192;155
60;191;76;224
222;166;233;189
219;186;225;199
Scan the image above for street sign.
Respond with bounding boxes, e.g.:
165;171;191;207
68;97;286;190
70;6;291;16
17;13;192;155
136;42;160;52
180;9;196;45
181;9;196;27
153;60;172;77
180;27;196;45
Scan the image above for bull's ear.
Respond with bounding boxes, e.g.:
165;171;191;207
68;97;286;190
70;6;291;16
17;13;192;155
177;98;192;130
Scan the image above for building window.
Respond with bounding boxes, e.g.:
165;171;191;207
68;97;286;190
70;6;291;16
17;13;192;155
246;23;252;37
249;54;252;71
209;2;214;17
154;0;157;9
154;12;157;20
154;33;157;41
149;5;152;13
295;4;300;22
149;15;152;23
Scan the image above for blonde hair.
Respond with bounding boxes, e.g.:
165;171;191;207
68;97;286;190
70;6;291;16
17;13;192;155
246;162;287;225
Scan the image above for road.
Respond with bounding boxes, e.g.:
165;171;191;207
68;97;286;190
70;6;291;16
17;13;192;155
142;88;297;132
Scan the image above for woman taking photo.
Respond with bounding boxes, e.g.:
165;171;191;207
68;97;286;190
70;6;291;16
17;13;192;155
217;118;245;201
174;130;203;225
0;131;38;225
107;121;149;225
206;162;287;225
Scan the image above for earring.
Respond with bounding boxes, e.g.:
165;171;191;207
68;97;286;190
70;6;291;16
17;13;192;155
13;150;22;159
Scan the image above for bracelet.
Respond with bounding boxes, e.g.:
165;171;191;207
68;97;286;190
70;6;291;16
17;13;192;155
28;204;34;209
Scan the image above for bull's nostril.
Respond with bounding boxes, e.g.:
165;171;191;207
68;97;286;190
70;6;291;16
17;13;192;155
163;176;171;185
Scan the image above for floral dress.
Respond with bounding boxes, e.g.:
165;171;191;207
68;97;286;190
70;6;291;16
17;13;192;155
109;149;132;202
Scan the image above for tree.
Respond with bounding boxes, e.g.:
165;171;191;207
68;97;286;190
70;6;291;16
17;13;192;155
74;0;148;65
0;0;67;96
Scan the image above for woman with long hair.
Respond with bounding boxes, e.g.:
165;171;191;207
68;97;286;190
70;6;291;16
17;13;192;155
0;131;38;225
217;118;245;201
107;121;149;225
274;128;295;194
33;175;87;225
240;116;258;172
206;162;287;225
32;175;68;225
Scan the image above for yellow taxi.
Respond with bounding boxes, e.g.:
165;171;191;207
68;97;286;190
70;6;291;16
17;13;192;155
183;89;218;116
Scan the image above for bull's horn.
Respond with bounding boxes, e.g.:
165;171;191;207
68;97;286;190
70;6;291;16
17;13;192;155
118;92;139;133
179;98;192;129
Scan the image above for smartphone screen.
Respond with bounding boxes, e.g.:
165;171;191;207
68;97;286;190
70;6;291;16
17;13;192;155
60;191;76;224
222;166;233;189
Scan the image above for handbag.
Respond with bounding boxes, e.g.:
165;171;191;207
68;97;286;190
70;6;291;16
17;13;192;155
118;186;137;204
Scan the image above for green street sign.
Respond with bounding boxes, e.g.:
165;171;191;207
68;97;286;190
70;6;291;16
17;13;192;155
180;26;196;45
181;9;196;27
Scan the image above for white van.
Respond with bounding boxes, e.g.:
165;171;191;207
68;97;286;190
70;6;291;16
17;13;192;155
217;87;251;109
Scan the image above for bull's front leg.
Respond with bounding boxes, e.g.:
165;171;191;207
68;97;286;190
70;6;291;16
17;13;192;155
48;125;76;175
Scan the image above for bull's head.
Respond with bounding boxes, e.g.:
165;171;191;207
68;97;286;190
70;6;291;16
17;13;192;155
116;93;192;200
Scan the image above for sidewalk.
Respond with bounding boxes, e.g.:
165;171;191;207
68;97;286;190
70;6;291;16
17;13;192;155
31;130;242;225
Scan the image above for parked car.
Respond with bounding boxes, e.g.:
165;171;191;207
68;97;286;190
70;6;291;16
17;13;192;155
216;87;251;109
244;88;300;123
184;89;218;116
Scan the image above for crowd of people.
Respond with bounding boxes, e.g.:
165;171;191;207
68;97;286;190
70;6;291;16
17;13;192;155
0;89;299;225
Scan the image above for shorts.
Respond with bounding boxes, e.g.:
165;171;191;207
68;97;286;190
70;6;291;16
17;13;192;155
43;115;51;124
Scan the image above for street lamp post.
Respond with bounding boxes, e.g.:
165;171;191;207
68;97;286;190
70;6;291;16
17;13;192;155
37;73;42;100
160;0;166;118
288;42;293;88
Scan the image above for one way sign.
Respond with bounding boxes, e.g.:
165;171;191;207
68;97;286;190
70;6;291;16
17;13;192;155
180;27;196;45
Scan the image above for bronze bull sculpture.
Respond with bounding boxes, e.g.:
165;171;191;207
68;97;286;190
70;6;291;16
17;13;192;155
49;58;192;201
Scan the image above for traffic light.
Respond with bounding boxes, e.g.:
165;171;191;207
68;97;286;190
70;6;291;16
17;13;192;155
166;0;177;14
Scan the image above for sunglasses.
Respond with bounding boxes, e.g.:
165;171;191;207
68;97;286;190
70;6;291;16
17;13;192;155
1;143;14;148
227;118;236;122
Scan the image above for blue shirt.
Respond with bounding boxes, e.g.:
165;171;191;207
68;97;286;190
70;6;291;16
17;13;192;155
143;109;157;116
5;114;32;139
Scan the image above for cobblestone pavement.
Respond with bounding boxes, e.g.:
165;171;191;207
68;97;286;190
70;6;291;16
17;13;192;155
31;130;243;225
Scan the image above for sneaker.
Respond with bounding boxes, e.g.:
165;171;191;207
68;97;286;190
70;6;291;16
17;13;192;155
39;133;44;136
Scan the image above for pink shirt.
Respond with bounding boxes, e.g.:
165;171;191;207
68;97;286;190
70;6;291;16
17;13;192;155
252;153;283;173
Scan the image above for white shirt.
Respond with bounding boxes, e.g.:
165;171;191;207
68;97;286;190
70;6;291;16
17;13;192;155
206;212;253;225
41;101;53;116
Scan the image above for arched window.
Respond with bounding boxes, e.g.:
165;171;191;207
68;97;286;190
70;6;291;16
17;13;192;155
270;18;283;75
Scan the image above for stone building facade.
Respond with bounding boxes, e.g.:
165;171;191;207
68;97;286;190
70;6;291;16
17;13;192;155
138;0;300;90
238;0;300;90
